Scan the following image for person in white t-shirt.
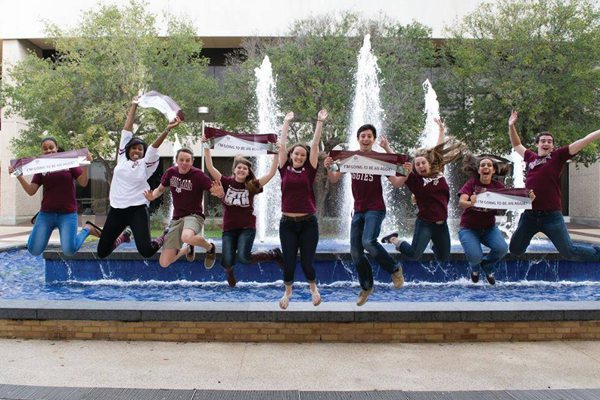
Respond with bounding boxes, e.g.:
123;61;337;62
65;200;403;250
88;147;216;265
96;97;180;258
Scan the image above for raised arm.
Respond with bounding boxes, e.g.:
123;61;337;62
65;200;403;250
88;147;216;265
278;112;294;168
508;111;527;157
309;109;327;169
123;97;138;132
569;128;600;156
202;144;222;181
258;153;278;187
379;135;394;154
151;117;181;149
434;117;445;146
76;151;93;187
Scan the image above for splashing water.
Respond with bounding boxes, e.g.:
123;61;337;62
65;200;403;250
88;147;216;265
341;35;396;235
254;56;282;241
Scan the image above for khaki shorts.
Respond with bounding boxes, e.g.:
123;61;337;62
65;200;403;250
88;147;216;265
163;214;204;250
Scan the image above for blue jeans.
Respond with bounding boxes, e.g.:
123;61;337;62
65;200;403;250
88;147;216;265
459;226;508;275
28;211;90;256
398;218;450;261
351;210;399;290
510;210;600;261
221;228;256;269
279;215;319;284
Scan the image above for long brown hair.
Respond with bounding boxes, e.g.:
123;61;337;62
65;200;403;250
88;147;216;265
414;139;465;177
462;153;511;178
232;156;261;195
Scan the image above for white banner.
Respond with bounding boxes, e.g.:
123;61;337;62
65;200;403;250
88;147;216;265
336;154;404;176
474;191;532;210
17;157;87;177
211;135;273;156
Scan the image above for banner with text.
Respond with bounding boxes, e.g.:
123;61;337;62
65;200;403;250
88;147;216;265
10;148;90;177
204;127;277;156
138;91;185;122
328;150;409;176
473;188;532;210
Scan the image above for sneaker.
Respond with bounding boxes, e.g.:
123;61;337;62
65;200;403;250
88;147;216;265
123;228;132;242
391;266;404;289
381;232;399;244
186;245;195;262
356;287;373;306
272;248;285;269
486;274;496;285
470;271;480;283
152;230;166;249
204;243;216;270
225;268;237;288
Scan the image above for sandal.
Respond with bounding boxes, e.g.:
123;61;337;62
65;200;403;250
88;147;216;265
381;232;399;244
85;220;103;236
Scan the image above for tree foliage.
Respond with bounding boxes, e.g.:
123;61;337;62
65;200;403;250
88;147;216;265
438;0;600;163
1;0;216;160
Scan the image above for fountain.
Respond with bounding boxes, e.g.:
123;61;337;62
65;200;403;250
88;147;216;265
253;56;282;241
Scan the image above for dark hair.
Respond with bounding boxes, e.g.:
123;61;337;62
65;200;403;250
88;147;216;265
176;148;194;159
124;137;148;160
462;153;511;178
413;139;465;177
286;143;311;166
41;137;58;147
357;124;377;139
535;131;554;144
232;156;261;195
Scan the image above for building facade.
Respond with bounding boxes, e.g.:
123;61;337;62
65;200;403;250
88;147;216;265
1;0;597;225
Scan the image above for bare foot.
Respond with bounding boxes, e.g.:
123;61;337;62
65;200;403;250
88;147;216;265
311;290;322;306
279;295;290;310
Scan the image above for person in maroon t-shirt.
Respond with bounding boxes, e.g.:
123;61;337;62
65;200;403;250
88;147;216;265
380;118;464;263
144;148;219;269
508;111;600;261
325;124;407;306
458;156;513;285
8;137;99;256
203;145;283;288
277;109;327;310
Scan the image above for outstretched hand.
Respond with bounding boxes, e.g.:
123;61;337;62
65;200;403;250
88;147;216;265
284;112;294;122
317;109;328;122
210;180;225;199
508;110;518;127
433;117;445;129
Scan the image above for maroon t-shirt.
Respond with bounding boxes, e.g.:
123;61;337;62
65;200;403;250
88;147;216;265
160;166;212;219
31;167;82;213
221;175;263;232
524;146;571;211
405;172;449;222
279;160;317;214
459;177;505;229
351;173;385;212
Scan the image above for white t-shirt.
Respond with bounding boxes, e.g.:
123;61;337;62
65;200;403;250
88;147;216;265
109;130;160;209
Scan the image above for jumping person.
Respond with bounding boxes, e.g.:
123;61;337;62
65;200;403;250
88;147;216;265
144;148;217;269
203;145;283;287
324;125;407;306
277;109;327;309
380;118;464;263
9;137;99;256
508;111;600;261
458;155;513;285
96;96;180;259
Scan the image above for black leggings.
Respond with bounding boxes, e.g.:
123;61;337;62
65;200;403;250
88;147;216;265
97;205;158;258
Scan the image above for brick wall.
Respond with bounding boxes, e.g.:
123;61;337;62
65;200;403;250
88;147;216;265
1;320;599;342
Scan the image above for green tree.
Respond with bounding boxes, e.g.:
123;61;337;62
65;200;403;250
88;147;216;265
1;0;216;160
438;0;600;163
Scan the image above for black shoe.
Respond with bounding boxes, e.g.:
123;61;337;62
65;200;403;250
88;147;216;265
381;232;399;244
204;243;216;270
486;274;496;285
470;272;480;283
